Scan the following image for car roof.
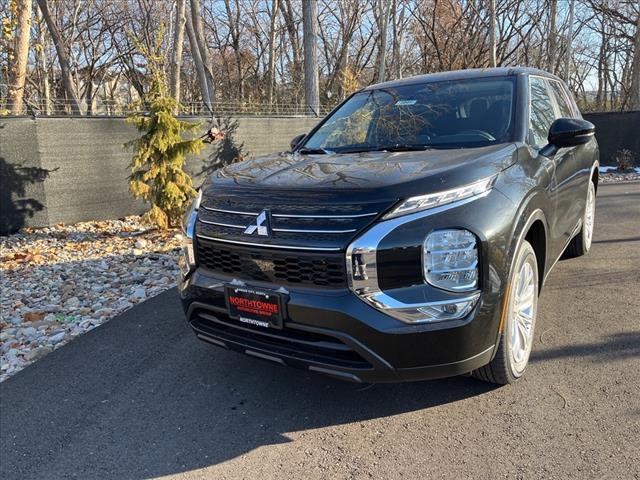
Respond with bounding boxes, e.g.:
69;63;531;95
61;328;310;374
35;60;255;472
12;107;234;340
363;67;563;90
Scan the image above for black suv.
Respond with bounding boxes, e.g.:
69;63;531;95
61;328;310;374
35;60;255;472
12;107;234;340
179;67;598;385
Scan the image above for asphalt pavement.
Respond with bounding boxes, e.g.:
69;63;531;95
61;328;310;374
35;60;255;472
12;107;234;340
1;181;639;480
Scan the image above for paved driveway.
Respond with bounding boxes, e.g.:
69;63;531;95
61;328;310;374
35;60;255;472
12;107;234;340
2;182;639;480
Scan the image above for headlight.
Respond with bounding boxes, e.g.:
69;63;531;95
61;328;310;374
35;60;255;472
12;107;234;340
424;229;478;292
179;189;202;277
383;176;495;219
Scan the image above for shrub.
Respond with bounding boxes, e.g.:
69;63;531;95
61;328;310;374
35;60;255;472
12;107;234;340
615;149;635;172
125;28;205;229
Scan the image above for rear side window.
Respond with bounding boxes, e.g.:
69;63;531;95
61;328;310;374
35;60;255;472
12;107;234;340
549;80;574;118
528;77;556;147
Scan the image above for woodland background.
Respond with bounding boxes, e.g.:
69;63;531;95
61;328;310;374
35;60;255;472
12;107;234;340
1;0;640;117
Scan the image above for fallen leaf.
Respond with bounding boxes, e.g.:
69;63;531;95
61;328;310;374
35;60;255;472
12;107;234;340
23;311;46;322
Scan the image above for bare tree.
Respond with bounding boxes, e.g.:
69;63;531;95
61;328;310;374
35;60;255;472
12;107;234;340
266;0;280;106
35;4;52;115
631;12;640;109
185;12;211;112
390;0;407;80
564;0;576;81
489;0;497;68
1;0;636;116
375;0;392;83
8;0;32;115
222;0;246;100
190;0;215;107
36;0;82;114
170;0;187;104
547;0;558;74
303;0;320;115
279;0;303;99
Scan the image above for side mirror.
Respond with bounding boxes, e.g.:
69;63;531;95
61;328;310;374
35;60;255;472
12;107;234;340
290;133;306;151
540;118;594;157
550;118;595;147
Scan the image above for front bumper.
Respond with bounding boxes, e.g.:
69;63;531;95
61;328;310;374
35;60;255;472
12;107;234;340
179;268;502;383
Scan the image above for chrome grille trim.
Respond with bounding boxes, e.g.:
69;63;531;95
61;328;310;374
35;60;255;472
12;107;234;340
271;212;378;219
201;206;258;216
198;219;245;229
272;227;357;234
198;218;357;234
201;205;377;220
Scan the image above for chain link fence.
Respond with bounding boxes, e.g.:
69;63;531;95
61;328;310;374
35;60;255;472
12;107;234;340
0;93;334;117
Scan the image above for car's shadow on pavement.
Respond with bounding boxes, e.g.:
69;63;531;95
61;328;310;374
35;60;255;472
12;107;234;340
0;288;497;480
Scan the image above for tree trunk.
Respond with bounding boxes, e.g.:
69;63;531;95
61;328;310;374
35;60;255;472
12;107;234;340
35;3;51;115
489;0;497;68
190;0;215;106
222;0;244;101
170;0;186;105
564;0;575;82
279;0;303;100
85;78;94;115
267;0;280;107
391;0;405;80
547;0;557;74
630;12;640;110
8;0;32;115
375;0;391;83
302;0;319;116
36;0;82;115
185;12;211;113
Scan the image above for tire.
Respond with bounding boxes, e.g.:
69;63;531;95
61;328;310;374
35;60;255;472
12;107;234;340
473;240;539;385
565;180;596;258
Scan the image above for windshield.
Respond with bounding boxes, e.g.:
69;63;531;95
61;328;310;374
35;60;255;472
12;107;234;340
303;77;516;153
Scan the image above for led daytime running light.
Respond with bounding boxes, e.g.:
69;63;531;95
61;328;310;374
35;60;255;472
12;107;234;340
384;176;496;219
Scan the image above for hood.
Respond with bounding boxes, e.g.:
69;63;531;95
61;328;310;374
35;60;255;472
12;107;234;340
209;143;517;200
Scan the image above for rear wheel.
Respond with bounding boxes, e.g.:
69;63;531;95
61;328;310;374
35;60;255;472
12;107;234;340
565;180;596;258
473;240;538;385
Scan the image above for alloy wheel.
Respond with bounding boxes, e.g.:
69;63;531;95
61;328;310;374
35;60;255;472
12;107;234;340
584;183;596;250
509;257;537;376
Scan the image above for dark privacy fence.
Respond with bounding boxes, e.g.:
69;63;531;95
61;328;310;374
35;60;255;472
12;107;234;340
583;111;640;165
0;116;318;235
1;112;638;235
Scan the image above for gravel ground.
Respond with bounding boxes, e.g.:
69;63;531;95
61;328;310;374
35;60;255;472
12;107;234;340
0;217;182;382
599;166;640;183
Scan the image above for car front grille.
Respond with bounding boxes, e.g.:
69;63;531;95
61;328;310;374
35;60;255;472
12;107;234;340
196;237;348;288
196;196;395;251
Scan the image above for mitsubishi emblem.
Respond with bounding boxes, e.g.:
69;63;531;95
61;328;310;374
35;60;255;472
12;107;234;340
244;210;272;236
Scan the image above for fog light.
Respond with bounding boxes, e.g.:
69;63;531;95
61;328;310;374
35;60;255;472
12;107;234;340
424;229;478;292
390;293;480;323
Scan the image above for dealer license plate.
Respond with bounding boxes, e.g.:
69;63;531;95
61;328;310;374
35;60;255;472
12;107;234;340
224;286;284;329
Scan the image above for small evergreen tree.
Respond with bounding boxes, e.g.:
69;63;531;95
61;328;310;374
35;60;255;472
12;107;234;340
125;29;205;229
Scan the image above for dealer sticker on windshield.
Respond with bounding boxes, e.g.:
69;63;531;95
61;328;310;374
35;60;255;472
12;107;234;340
395;99;417;106
225;286;284;329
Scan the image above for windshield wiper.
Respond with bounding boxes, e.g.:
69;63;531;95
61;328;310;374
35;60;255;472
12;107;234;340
338;144;431;154
298;147;331;154
382;144;432;152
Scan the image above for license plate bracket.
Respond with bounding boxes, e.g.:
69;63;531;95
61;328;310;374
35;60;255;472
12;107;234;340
224;285;285;329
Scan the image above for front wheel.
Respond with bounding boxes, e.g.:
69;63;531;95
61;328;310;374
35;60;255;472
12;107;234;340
473;240;539;385
565;180;596;258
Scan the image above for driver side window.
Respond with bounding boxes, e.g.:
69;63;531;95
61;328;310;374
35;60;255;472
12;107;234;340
529;77;557;147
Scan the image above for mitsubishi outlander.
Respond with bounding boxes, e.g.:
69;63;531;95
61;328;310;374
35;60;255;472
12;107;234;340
178;67;598;385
